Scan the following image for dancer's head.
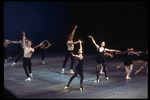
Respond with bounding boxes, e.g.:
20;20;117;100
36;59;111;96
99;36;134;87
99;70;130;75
68;34;74;40
27;40;32;47
127;48;134;51
100;41;105;47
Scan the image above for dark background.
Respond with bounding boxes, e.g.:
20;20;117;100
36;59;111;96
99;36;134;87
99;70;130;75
3;1;148;53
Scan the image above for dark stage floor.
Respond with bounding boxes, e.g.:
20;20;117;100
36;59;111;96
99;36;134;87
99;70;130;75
4;52;148;99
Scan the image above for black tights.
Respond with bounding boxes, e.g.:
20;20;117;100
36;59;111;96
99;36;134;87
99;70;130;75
63;50;74;69
67;70;84;88
96;62;107;81
23;57;32;77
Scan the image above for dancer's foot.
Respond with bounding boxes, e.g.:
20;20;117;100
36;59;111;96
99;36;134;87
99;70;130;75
116;66;121;69
29;73;33;78
94;79;99;82
25;77;31;81
70;69;74;74
100;71;105;74
8;57;12;60
11;62;16;66
64;85;68;89
80;87;84;91
106;77;109;80
126;76;132;79
5;59;7;63
42;61;45;64
61;68;65;73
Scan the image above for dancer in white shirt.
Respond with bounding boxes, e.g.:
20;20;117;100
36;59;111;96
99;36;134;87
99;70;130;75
22;31;34;81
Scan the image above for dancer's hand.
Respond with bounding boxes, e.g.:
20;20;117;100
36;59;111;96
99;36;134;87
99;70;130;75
88;35;93;39
22;31;25;35
75;25;77;29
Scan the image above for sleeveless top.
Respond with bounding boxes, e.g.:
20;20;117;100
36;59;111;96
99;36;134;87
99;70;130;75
67;40;74;51
76;58;83;73
124;51;133;66
96;48;105;64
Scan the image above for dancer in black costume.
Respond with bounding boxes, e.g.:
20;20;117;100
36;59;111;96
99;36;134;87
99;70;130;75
31;40;51;64
64;40;84;91
88;35;120;82
134;49;148;74
116;48;140;79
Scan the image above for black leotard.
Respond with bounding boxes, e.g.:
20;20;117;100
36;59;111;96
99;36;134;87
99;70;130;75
124;52;133;66
75;58;83;74
96;48;105;64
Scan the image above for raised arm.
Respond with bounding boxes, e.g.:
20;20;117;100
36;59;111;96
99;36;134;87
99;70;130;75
71;25;77;35
88;35;99;49
43;40;51;49
22;31;27;47
79;40;82;50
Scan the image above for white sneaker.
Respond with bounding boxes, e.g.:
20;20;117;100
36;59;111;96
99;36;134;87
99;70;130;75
29;73;33;78
94;79;99;82
11;62;16;66
42;61;45;64
106;77;109;80
25;77;31;81
70;69;74;74
5;59;7;63
64;85;68;89
61;68;65;73
8;57;12;60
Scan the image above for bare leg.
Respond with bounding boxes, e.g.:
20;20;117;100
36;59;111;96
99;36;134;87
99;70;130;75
116;63;124;69
100;64;104;74
135;61;148;74
126;64;133;79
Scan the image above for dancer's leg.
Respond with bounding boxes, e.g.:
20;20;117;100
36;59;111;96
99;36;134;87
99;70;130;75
79;72;84;90
94;63;100;82
102;62;108;80
126;64;133;79
135;61;148;74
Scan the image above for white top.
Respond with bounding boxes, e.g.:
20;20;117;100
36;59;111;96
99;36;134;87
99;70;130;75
67;40;74;51
23;35;34;58
24;47;34;58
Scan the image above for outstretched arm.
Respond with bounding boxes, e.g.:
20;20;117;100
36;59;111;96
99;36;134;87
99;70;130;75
105;48;120;53
71;52;80;58
44;40;51;49
115;50;127;55
88;35;99;49
129;51;140;56
71;25;77;35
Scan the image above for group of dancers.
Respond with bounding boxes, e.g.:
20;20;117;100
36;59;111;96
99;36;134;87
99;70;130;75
4;25;148;91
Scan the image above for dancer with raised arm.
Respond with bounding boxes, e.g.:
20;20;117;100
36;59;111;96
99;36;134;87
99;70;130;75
22;31;34;81
134;49;148;74
116;48;140;79
31;40;51;64
61;25;82;74
64;40;84;91
88;35;120;82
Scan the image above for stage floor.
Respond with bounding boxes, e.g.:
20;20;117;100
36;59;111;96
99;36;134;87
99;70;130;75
4;53;148;99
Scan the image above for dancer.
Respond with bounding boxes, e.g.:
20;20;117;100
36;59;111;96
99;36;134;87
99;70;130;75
22;31;34;81
134;49;148;74
61;25;82;74
116;48;140;79
10;37;28;66
8;37;23;60
64;40;84;91
88;35;120;82
31;40;51;64
4;39;11;63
